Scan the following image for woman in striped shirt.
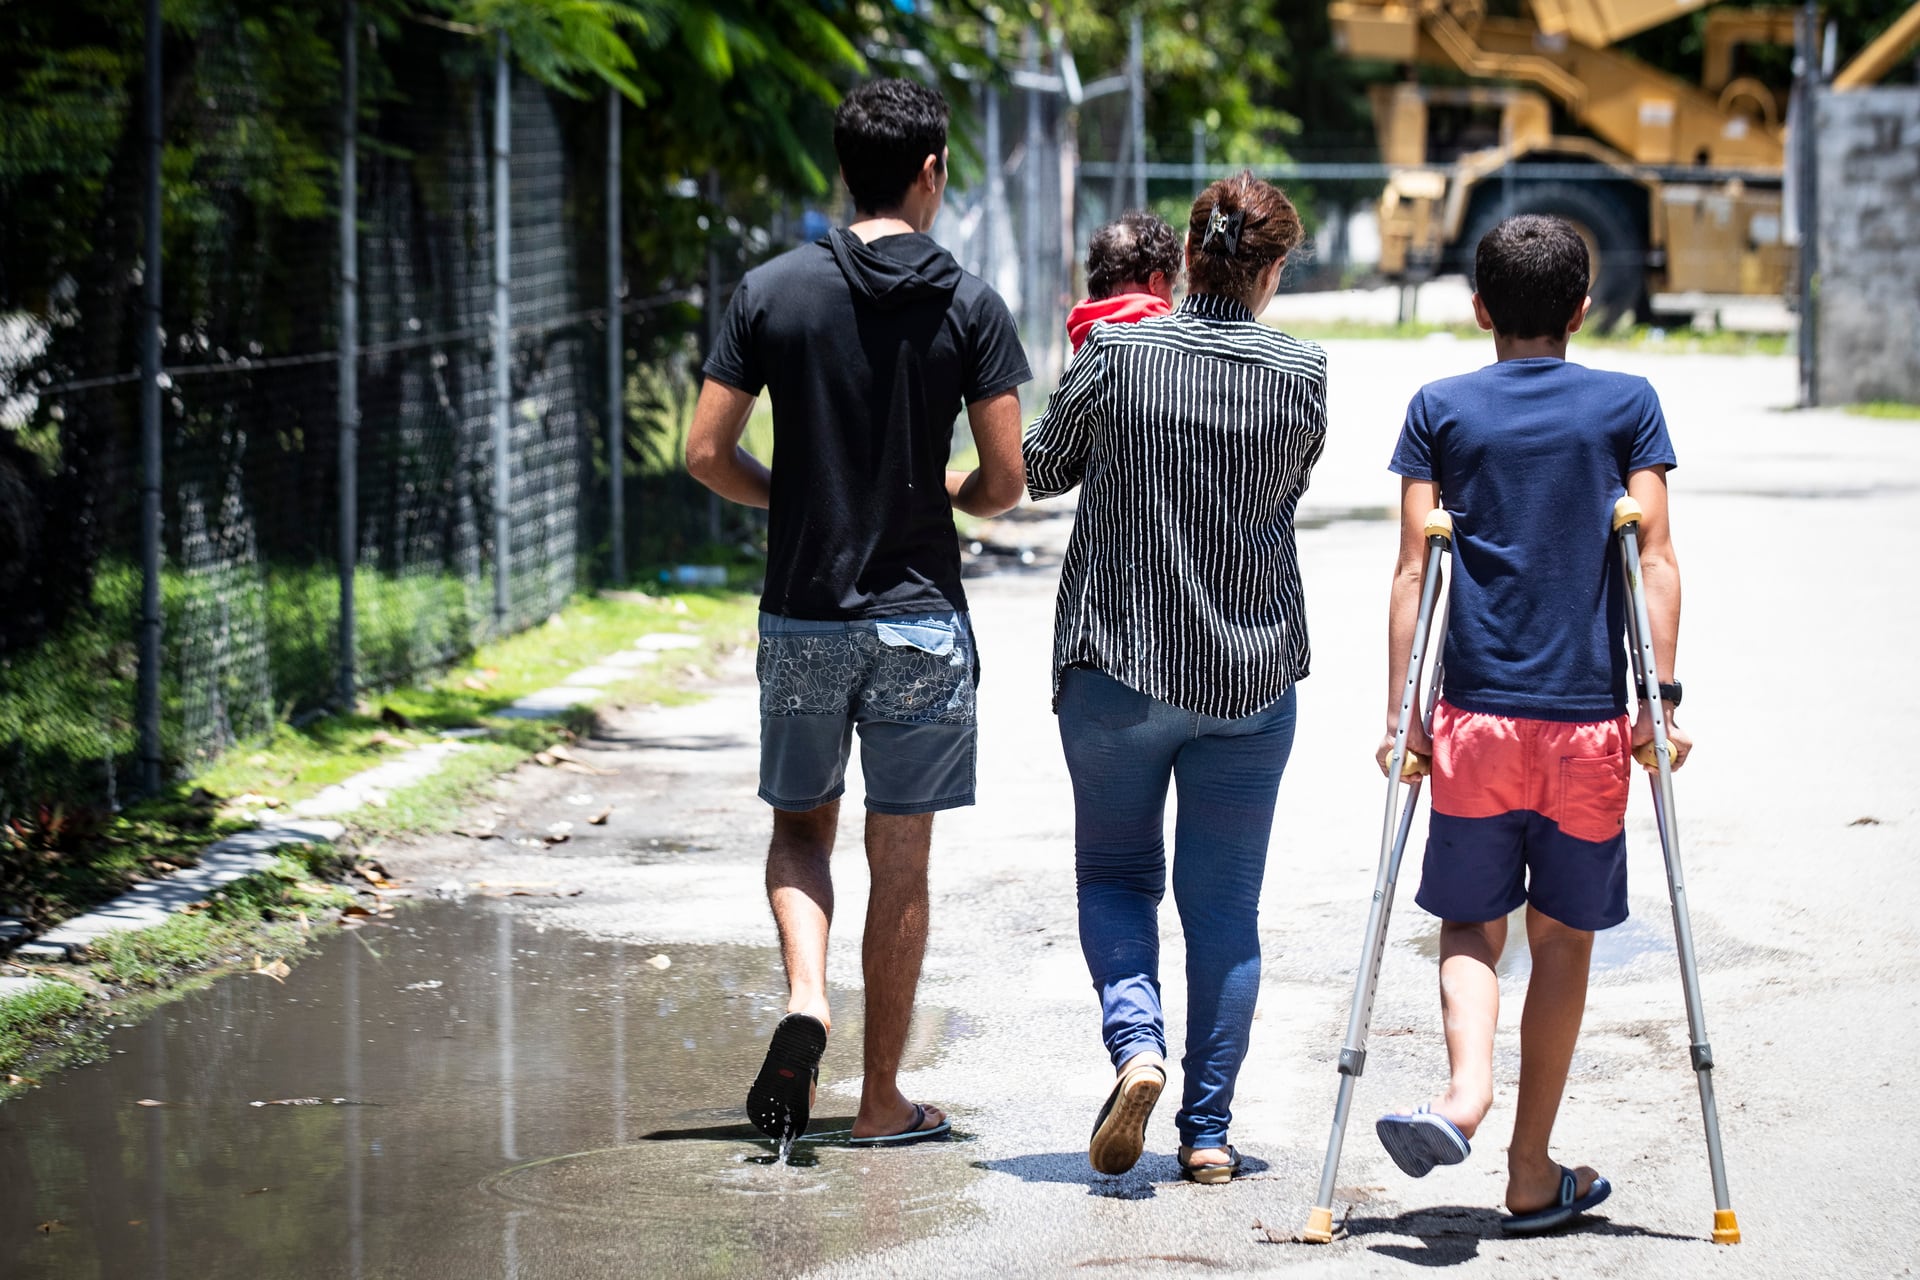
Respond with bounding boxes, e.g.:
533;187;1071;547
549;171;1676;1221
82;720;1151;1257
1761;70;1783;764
1023;172;1326;1184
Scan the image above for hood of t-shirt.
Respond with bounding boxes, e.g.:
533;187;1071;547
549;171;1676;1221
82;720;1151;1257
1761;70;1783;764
1066;291;1173;351
827;229;962;310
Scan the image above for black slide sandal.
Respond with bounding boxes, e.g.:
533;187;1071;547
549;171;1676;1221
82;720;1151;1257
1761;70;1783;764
746;1013;828;1141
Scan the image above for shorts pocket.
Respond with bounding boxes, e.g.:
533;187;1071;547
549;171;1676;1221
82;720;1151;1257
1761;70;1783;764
874;619;957;656
1556;754;1630;844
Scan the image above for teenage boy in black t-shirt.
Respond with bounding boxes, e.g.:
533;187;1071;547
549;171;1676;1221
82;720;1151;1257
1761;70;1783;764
688;77;1030;1148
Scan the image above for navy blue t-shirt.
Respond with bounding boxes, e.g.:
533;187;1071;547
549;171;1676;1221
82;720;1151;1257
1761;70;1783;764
1389;358;1677;722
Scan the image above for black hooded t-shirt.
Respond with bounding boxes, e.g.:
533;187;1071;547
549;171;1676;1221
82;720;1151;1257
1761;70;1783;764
702;230;1031;620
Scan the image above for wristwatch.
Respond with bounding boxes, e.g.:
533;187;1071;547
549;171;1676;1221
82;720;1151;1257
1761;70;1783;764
1637;679;1683;707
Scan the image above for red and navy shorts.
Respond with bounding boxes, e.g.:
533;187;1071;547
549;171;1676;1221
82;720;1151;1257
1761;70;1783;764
1414;699;1632;932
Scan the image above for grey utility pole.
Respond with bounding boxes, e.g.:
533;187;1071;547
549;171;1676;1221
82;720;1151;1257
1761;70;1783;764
606;86;625;585
1022;28;1044;359
337;0;359;707
137;0;164;794
491;33;512;628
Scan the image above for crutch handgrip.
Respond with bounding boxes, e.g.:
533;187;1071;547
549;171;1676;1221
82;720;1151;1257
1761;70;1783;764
1611;496;1643;532
1401;751;1430;780
1423;509;1453;543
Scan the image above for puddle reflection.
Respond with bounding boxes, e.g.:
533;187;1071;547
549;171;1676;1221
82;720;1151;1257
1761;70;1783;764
1;901;974;1279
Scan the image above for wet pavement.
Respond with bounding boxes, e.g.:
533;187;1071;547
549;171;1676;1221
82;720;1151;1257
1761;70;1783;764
1;902;976;1280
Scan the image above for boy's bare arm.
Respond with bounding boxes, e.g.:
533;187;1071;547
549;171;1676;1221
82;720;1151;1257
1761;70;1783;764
685;379;771;509
1377;477;1441;777
949;390;1026;517
1626;465;1691;769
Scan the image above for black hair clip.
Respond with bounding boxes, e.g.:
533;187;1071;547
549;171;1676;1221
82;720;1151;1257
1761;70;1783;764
1201;205;1244;256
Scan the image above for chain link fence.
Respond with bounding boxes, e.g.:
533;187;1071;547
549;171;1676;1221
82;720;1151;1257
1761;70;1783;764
0;12;744;821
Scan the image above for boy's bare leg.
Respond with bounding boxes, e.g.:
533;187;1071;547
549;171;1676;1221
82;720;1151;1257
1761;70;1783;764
1425;916;1506;1138
768;802;840;1037
850;810;947;1139
1507;905;1602;1211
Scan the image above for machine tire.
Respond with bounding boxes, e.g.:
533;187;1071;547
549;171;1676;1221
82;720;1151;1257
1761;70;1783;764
1461;180;1645;331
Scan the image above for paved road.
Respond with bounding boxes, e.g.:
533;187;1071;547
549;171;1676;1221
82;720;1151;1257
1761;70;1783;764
387;340;1920;1278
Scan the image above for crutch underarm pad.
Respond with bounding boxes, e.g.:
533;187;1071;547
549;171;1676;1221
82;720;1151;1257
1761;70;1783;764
1423;509;1453;542
1612;496;1643;531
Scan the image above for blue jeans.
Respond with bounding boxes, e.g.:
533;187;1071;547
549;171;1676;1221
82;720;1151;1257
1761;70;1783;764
1057;666;1298;1148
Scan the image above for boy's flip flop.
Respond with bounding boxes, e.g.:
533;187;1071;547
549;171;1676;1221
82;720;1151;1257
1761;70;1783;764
1375;1105;1471;1178
746;1013;828;1141
846;1102;951;1147
1501;1166;1612;1236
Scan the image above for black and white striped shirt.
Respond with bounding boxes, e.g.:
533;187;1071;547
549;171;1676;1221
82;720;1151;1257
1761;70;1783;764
1023;292;1328;719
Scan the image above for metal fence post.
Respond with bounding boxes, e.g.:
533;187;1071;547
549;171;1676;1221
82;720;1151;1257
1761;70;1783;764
1022;28;1043;352
137;0;164;795
337;0;359;707
606;86;625;585
1128;13;1146;210
492;33;512;627
1794;0;1821;408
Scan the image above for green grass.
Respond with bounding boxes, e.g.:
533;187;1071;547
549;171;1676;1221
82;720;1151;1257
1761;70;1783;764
1845;401;1920;420
0;979;88;1079
6;585;757;927
1271;317;1792;356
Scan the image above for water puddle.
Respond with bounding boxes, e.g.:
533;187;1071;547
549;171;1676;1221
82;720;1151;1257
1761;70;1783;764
1405;909;1674;980
1;902;976;1279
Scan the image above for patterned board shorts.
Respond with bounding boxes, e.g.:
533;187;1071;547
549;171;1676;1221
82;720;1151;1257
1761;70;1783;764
1415;699;1633;931
756;612;978;815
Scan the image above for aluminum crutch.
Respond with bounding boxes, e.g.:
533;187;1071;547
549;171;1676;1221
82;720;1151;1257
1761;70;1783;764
1302;509;1452;1244
1611;495;1741;1245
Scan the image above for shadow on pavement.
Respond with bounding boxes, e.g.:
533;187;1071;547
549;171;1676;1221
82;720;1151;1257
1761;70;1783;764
973;1149;1271;1200
1344;1206;1702;1266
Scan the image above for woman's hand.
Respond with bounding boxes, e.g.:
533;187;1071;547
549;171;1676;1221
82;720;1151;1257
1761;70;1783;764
1375;719;1433;780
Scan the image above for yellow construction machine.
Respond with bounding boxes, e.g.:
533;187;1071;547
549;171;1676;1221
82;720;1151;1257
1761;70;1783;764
1330;0;1920;326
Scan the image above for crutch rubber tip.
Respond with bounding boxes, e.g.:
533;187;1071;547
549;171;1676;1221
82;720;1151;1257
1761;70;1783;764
1611;496;1643;531
1302;1206;1336;1244
1423;509;1453;542
1712;1209;1741;1245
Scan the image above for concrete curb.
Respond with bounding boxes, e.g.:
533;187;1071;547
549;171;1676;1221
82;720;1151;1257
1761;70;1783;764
14;820;347;961
0;975;54;1001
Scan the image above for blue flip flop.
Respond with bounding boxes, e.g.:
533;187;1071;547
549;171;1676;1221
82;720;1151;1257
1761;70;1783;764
1502;1166;1613;1235
846;1102;951;1148
1375;1105;1471;1178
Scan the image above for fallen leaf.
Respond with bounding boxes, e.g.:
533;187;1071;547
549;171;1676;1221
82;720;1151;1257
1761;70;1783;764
1850;816;1882;826
452;827;499;840
135;1098;167;1107
557;760;614;777
250;955;291;983
294;882;330;895
242;1187;273;1196
355;864;392;888
587;806;612;825
36;1220;66;1234
542;833;571;845
379;706;417;730
646;954;671;970
366;730;407;750
341;905;376;918
127;1219;144;1227
186;787;220;808
405;980;443;991
147;860;181;874
8;1074;39;1087
461;674;492;691
533;751;558;767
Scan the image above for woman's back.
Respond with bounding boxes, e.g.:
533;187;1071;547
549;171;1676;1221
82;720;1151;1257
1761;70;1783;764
1026;292;1327;720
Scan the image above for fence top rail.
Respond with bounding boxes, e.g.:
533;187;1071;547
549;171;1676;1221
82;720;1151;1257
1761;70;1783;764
14;291;695;400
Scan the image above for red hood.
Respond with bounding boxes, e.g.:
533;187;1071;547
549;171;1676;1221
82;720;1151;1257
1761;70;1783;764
1067;292;1173;352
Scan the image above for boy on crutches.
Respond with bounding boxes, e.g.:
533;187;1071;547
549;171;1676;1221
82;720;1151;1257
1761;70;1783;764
1373;214;1691;1234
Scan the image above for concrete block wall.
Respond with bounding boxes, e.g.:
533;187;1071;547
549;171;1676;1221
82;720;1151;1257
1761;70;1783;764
1816;88;1920;406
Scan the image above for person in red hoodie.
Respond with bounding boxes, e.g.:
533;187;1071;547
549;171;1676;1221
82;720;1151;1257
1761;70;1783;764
1066;210;1183;354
